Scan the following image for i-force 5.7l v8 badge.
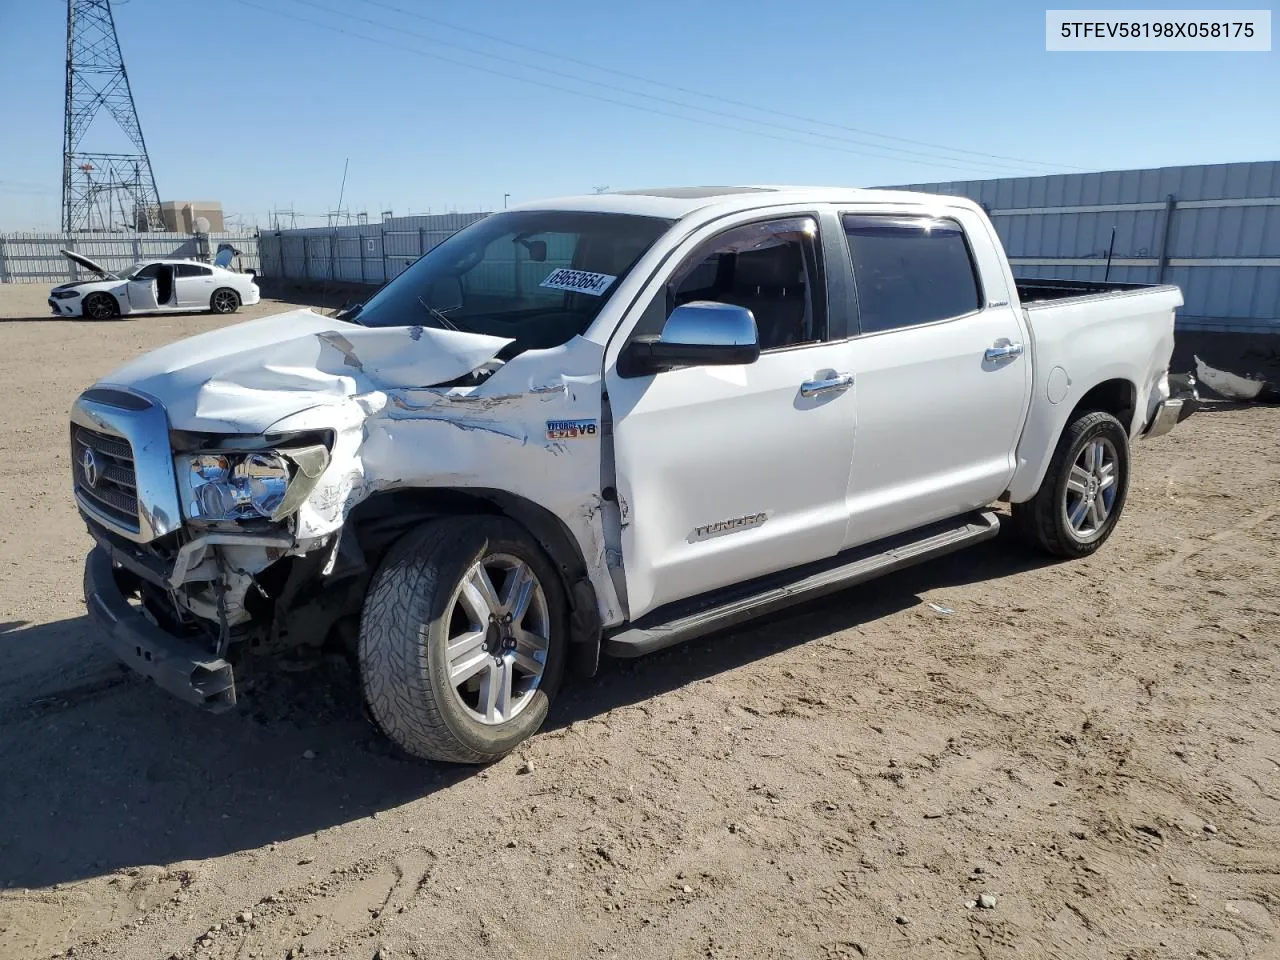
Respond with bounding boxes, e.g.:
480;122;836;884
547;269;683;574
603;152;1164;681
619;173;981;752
546;419;598;440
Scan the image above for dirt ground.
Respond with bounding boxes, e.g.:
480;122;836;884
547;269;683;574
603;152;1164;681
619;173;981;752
1;281;1278;960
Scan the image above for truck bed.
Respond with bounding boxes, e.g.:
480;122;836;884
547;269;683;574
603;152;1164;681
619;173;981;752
1015;277;1159;305
1005;277;1184;502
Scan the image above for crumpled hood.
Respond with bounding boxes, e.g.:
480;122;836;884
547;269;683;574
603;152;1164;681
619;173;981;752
95;308;513;433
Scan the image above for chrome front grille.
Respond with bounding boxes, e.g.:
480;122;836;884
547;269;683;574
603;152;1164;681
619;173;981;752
71;388;182;543
72;424;140;532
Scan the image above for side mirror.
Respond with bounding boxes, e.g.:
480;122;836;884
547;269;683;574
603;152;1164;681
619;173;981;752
620;301;760;377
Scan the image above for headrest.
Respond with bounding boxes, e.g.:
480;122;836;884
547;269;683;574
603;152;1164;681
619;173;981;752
732;244;803;290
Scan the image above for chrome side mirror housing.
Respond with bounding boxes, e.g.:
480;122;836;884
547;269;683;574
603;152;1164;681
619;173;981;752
620;301;760;377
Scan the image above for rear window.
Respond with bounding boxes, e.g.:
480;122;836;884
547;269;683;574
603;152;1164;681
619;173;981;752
842;215;982;334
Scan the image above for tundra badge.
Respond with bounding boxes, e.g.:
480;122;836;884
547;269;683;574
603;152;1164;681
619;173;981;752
689;512;769;542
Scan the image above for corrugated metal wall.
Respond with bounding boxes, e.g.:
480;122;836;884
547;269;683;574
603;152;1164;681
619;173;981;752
0;232;260;283
885;160;1280;333
258;212;490;287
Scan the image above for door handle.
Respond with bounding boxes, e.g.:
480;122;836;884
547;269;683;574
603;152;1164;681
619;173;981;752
985;339;1024;362
800;373;854;398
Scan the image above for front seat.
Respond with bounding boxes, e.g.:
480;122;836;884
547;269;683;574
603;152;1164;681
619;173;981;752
722;244;809;350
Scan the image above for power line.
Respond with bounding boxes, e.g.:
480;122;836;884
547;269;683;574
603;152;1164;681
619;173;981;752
232;0;1054;177
351;0;1079;173
280;0;1054;176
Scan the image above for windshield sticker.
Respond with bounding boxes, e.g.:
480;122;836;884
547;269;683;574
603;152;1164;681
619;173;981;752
546;419;598;440
539;268;616;296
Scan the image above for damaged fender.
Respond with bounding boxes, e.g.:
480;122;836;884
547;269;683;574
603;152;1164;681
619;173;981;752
102;309;625;628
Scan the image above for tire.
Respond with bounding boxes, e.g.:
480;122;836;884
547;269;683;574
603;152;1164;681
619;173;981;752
1012;410;1131;559
82;292;119;320
210;288;240;314
358;515;567;764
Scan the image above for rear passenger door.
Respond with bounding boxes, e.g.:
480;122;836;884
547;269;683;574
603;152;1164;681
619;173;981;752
839;211;1032;549
174;263;214;307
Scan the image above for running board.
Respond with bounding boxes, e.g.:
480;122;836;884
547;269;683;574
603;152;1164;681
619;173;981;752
604;510;1001;658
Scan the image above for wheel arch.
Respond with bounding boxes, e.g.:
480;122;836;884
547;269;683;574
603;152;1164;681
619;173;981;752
1069;377;1137;435
344;487;603;675
1008;375;1138;503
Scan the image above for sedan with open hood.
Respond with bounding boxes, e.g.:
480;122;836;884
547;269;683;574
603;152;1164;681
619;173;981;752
49;249;260;319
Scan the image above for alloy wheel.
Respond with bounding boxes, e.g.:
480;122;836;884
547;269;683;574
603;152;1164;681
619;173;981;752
1063;436;1119;540
443;553;550;725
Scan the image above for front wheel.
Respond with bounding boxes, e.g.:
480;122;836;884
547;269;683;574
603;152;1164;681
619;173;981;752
82;292;118;320
210;287;240;314
358;516;566;763
1012;410;1131;559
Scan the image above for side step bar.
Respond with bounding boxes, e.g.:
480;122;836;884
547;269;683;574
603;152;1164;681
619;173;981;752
604;510;1001;658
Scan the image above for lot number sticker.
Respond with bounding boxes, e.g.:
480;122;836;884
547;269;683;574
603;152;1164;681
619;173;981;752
539;268;616;296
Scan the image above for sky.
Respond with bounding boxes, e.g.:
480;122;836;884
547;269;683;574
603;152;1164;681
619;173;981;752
0;0;1276;230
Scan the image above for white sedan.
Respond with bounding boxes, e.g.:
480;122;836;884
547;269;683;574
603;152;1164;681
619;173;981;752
49;250;261;320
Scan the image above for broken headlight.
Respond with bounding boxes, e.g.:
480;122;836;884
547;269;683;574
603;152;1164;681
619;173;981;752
176;445;329;523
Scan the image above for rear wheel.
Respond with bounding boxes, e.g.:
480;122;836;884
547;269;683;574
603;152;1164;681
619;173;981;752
358;516;566;764
82;292;118;320
1012;410;1130;558
210;288;240;314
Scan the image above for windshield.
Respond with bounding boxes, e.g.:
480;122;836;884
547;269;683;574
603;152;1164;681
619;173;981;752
351;210;673;359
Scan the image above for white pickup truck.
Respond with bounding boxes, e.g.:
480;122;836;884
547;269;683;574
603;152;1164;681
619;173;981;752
72;186;1197;763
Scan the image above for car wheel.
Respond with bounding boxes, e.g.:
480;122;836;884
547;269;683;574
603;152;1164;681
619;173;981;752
82;292;119;321
210;288;240;314
358;515;567;764
1012;410;1131;559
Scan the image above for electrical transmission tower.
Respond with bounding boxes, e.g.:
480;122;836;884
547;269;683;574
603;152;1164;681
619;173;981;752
62;0;163;232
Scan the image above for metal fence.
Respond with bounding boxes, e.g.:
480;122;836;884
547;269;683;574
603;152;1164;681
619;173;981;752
258;212;489;287
0;231;261;284
250;160;1280;336
885;160;1280;334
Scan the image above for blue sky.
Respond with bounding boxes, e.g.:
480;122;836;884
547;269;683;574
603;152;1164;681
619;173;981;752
0;0;1276;229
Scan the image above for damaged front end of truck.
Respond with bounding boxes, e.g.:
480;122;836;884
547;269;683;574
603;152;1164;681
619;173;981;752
73;312;618;711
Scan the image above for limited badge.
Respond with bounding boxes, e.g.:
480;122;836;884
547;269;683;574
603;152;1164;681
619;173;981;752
546;419;598;440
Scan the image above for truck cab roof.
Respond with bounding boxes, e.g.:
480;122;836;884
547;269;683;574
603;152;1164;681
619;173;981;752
507;185;978;221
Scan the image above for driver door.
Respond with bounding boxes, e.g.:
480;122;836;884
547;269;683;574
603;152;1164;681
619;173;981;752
605;213;858;620
127;263;160;310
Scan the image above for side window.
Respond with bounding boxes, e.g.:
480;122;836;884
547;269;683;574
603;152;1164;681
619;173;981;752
643;216;825;351
175;263;211;278
842;215;981;334
132;263;161;280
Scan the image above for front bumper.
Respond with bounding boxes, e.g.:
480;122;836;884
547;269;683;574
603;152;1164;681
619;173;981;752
1143;372;1199;439
83;545;237;712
